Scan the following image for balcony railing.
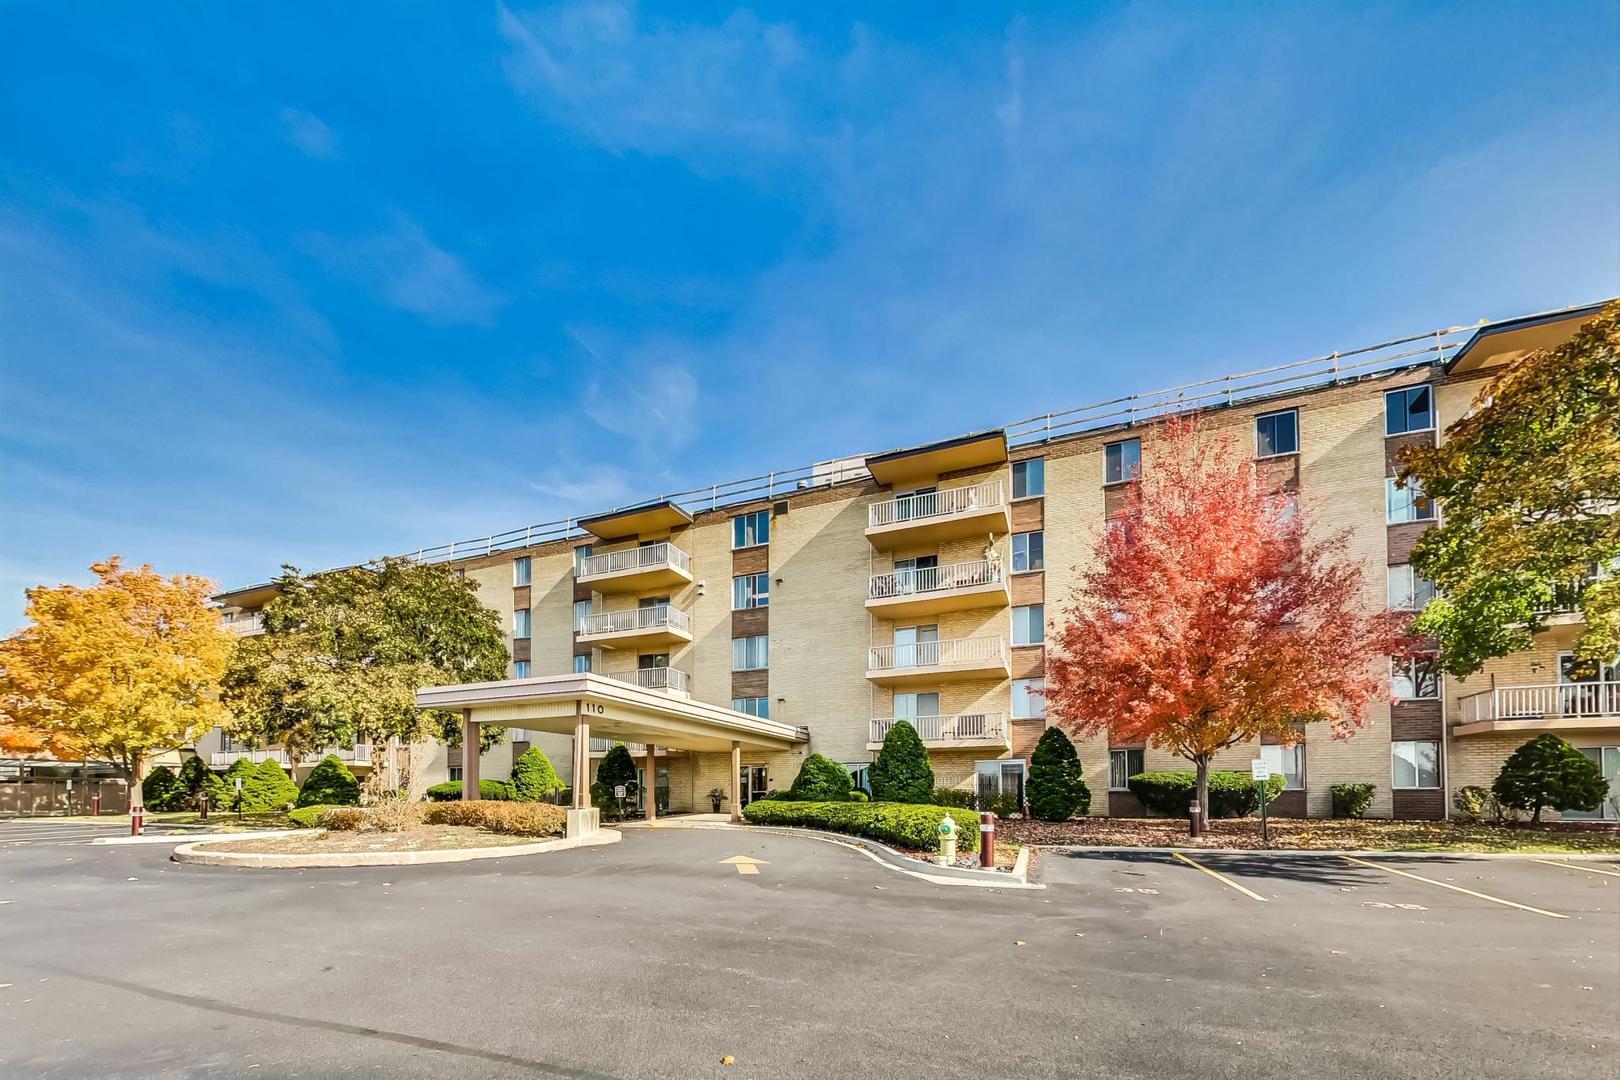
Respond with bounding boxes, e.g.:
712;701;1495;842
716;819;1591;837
577;604;690;637
576;542;692;580
588;738;673;755
869;713;1008;746
868;636;1006;672
210;744;372;768
1459;682;1620;726
224;614;265;636
868;480;1006;529
869;560;1003;600
602;667;690;694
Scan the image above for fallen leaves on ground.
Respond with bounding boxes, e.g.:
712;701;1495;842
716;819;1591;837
997;817;1620;853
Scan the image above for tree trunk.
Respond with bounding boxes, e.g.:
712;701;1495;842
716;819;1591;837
1193;754;1211;823
127;752;145;813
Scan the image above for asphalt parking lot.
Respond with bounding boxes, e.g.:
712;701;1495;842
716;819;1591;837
1;823;1615;1080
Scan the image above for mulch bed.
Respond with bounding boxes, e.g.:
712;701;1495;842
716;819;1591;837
996;816;1620;853
198;826;543;856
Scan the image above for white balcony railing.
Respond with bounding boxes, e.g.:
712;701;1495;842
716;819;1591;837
868;480;1006;529
210;744;372;768
577;604;690;637
869;559;1003;601
224;614;265;636
869;713;1008;745
868;636;1006;672
603;667;690;693
589;738;666;755
1459;683;1620;725
576;542;692;580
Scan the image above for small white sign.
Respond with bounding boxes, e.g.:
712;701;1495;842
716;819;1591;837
1250;760;1271;782
979;823;993;833
614;785;627;799
234;778;244;790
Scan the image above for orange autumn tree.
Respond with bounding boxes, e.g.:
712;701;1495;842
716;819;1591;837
1045;417;1409;819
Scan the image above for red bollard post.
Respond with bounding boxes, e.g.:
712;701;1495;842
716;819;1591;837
979;810;996;868
198;793;209;822
130;805;144;837
90;793;101;817
1188;800;1203;839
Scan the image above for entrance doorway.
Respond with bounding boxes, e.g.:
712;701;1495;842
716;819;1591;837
739;765;769;807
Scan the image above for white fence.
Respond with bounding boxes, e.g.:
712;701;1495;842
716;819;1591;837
578;605;691;637
576;542;692;579
869;560;1002;600
868;636;1006;672
869;713;1008;745
210;745;372;768
868;480;1005;529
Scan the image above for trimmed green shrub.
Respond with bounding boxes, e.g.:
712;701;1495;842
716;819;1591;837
424;800;567;836
869;720;934;803
176;755;228;812
221;758;256;807
787;754;854;802
980;791;1021;818
595;743;638;819
425;779;512;801
1028;727;1091;821
1128;771;1287;819
288;804;334;828
298;755;360;808
509;746;565;802
1493;733;1610;822
140;765;185;811
239;757;299;813
742;799;979;854
929;787;977;809
1331;783;1376;819
847;789;869;802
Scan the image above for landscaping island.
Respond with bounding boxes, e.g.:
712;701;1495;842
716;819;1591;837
999;816;1620;854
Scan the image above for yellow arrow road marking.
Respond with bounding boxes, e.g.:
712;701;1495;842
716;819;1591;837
1341;856;1568;919
1529;858;1620;879
720;855;768;876
1170;852;1268;902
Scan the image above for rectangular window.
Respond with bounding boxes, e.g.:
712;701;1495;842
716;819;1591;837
513;609;531;639
512;660;531;679
448;765;463;782
1385;385;1434;436
974;759;1026;811
1386;565;1436;610
732;635;768;671
573;545;593;574
1012;458;1045;499
1104;438;1141;485
513;556;531;587
1391;654;1440;700
732;510;770;549
572;600;592;632
1392;740;1440;789
731;697;770;718
1109;748;1145;791
1011;677;1045;719
1386;477;1436;523
1259;743;1304;790
573;654;591;674
1012;604;1044;646
1255;409;1298;457
732;573;769;610
1011;531;1045;573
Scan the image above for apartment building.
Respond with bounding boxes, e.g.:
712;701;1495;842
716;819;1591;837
215;301;1619;821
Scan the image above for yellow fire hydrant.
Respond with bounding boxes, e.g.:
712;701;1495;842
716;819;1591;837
937;814;958;866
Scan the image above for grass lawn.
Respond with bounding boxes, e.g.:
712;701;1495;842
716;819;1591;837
998;816;1620;854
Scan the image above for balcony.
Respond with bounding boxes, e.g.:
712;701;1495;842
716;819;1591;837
575;542;694;594
865;480;1010;549
866;636;1010;686
1455;682;1620;737
587;737;678;756
867;713;1010;751
602;667;691;696
223;613;265;637
866;560;1009;619
210;744;372;768
576;604;693;649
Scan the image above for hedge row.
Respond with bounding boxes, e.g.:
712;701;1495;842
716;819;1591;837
1127;771;1287;819
425;779;513;802
742;799;979;854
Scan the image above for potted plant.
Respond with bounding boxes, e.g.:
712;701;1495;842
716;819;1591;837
708;787;725;813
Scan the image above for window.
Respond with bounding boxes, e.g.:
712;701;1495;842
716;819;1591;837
1011;678;1045;719
573;654;591;674
573;600;592;632
732;635;769;671
844;763;872;796
1385;385;1434;435
732;510;770;549
513;556;531;587
1259;743;1304;790
975;759;1026;811
573;545;593;574
1392;740;1440;789
1109;748;1144;791
732;697;770;718
1011;531;1045;573
732;573;769;610
1012;604;1044;646
513;609;531;639
1012;458;1045;499
1104;438;1141;484
1391;654;1440;700
1386;565;1436;610
1386;477;1436;523
1255;410;1298;457
448;765;463;782
512;660;531;679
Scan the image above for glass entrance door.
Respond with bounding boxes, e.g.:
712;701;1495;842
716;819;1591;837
739;765;769;807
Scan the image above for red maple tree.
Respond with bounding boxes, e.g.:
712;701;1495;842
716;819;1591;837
1045;417;1410;818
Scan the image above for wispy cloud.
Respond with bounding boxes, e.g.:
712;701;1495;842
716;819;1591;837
279;107;339;159
567;326;702;451
301;215;504;327
528;464;632;508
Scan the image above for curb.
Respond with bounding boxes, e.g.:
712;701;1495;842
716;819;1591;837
170;827;620;869
94;829;306;847
1035;844;1620;861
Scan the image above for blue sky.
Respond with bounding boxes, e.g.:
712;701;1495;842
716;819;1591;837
2;2;1617;629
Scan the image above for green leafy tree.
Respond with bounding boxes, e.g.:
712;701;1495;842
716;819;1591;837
787;754;854;802
298;754;360;807
1027;727;1091;821
176;755;228;811
140;765;185;812
1399;303;1620;676
239;757;299;812
595;742;639;817
869;721;934;803
509;746;564;802
1492;734;1610;823
222;558;509;798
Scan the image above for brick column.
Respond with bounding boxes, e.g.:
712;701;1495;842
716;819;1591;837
729;740;742;823
645;745;657;822
573;703;591;810
460;710;479;801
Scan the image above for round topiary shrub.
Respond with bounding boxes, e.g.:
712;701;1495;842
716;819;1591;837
140;765;184;811
509;746;565;802
298;754;360;807
176;755;228;812
595;743;638;818
1492;733;1610;822
1331;782;1375;819
787;754;853;802
869;720;934;803
1028;726;1091;821
239;757;299;813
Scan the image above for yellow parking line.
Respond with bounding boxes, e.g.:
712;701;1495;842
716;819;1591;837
1170;851;1268;902
1342;857;1567;919
1530;858;1620;879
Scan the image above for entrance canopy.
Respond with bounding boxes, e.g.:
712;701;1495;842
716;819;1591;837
416;673;807;754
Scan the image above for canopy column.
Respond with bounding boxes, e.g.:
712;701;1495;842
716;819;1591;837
729;740;742;823
460;710;479;801
644;744;657;822
572;703;591;810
